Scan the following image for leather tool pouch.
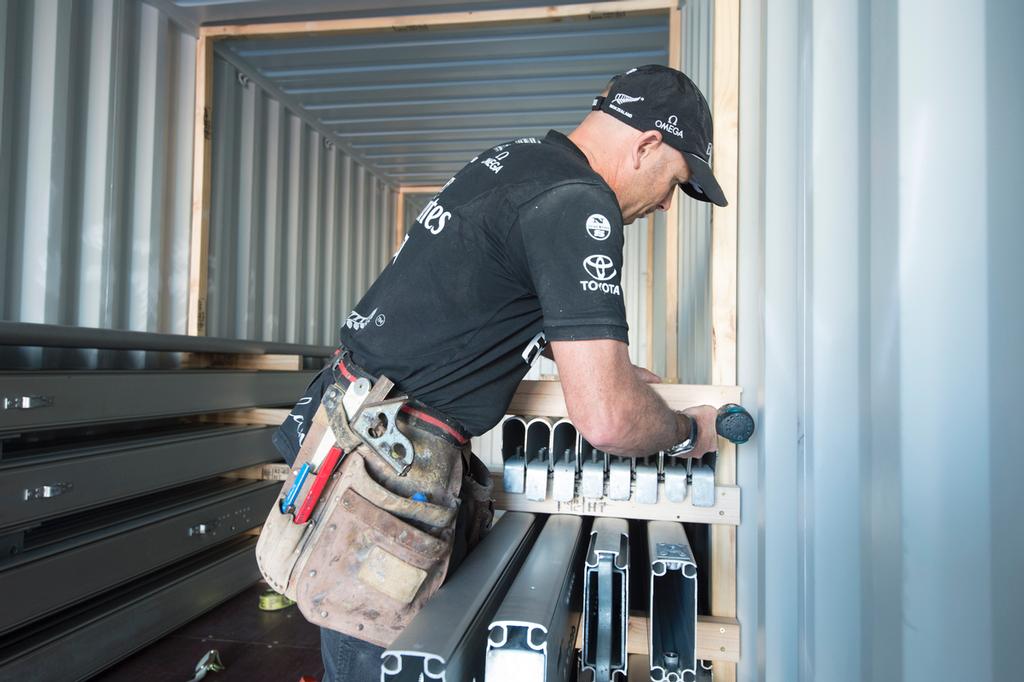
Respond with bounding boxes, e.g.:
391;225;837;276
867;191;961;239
256;380;463;647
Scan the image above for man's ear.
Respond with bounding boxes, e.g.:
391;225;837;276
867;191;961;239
631;130;664;169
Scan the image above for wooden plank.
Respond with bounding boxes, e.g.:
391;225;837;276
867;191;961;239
645;220;655;371
205;408;291;427
394;188;405;251
508;379;741;419
187;32;215;336
493;476;739;525
664;3;682;383
180;353;302;370
709;0;741;679
576;614;740;663
200;1;677;39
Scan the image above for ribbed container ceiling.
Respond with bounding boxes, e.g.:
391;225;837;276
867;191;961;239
216;13;670;185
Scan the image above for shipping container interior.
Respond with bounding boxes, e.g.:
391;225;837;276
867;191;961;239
1;0;1021;681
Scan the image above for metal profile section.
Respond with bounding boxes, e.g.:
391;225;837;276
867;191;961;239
688;452;716;508
582;518;630;682
647;522;698;682
501;416;527;494
550;419;578;502
635;453;660;504
0;370;316;434
0;322;332;356
606;455;633;501
381;512;539;682
663;455;689;503
0;537;259;681
523;418;551;501
0;480;278;636
580;448;607;500
486;514;585;682
0;426;279;532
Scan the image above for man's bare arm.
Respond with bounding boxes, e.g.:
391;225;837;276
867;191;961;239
550;338;717;457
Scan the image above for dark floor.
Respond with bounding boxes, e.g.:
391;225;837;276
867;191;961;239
94;582;324;682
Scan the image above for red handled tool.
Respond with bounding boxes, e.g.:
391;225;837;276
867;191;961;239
293;445;345;524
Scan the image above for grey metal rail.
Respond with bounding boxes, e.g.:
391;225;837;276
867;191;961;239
486;514;586;682
581;517;630;682
381;512;539;682
0;370;316;434
0;536;259;681
0;425;279;532
647;521;698;682
0;480;277;636
0;321;333;357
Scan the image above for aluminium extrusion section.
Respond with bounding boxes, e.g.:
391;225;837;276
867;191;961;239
381;512;539;682
0;321;333;356
0;426;278;532
606;455;633;501
523;418;552;500
501;416;527;494
486;514;586;682
647;522;698;682
0;537;260;681
634;454;660;504
663;456;689;503
550;419;578;502
0;480;278;636
688;452;716;508
581;517;630;682
0;370;317;434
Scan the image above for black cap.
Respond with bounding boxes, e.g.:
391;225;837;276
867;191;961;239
592;64;728;207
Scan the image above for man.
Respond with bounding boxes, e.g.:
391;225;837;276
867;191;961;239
273;64;728;681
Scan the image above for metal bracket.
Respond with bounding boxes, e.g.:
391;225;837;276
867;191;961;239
3;395;54;411
23;482;73;501
525;447;550;501
635;454;659;505
606;456;633;502
664;458;689;503
352;399;416;476
580;450;606;499
689;452;717;508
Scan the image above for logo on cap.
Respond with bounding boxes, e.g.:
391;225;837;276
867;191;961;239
612;93;645;106
655;114;685;140
585;214;611;241
583;254;616;281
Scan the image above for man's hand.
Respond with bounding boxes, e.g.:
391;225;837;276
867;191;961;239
633;365;662;383
680;404;719;458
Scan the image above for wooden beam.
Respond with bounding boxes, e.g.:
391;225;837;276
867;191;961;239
645;220;655;371
508;379;741;419
709;1;741;679
205;408;291;427
180;353;302;370
199;1;677;39
187;33;214;336
577;614;740;663
494;475;740;525
664;3;682;382
395;187;405;251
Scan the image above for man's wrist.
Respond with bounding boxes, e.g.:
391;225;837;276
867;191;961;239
665;412;697;457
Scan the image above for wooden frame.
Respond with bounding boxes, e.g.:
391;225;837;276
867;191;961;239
394;185;443;251
186;0;743;671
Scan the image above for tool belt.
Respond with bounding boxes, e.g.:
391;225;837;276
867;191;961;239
258;351;493;647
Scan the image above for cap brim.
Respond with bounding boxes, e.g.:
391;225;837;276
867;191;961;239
680;152;728;207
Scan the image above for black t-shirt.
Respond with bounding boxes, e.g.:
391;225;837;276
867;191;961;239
338;130;628;436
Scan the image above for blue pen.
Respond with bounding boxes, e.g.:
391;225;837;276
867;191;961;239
280;462;311;514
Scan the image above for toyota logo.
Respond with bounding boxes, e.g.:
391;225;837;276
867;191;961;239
583;254;616;281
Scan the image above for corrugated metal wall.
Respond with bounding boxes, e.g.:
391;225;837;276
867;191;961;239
204;55;395;345
0;0;195;333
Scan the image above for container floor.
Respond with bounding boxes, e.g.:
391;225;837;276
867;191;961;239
93;581;324;682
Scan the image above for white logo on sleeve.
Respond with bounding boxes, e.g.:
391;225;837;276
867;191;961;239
585;214;611;241
583;254;616;281
580;254;621;295
345;307;379;331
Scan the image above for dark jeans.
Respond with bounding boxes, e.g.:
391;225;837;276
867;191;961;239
320;627;384;682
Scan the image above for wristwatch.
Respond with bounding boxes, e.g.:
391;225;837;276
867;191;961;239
664;414;698;457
